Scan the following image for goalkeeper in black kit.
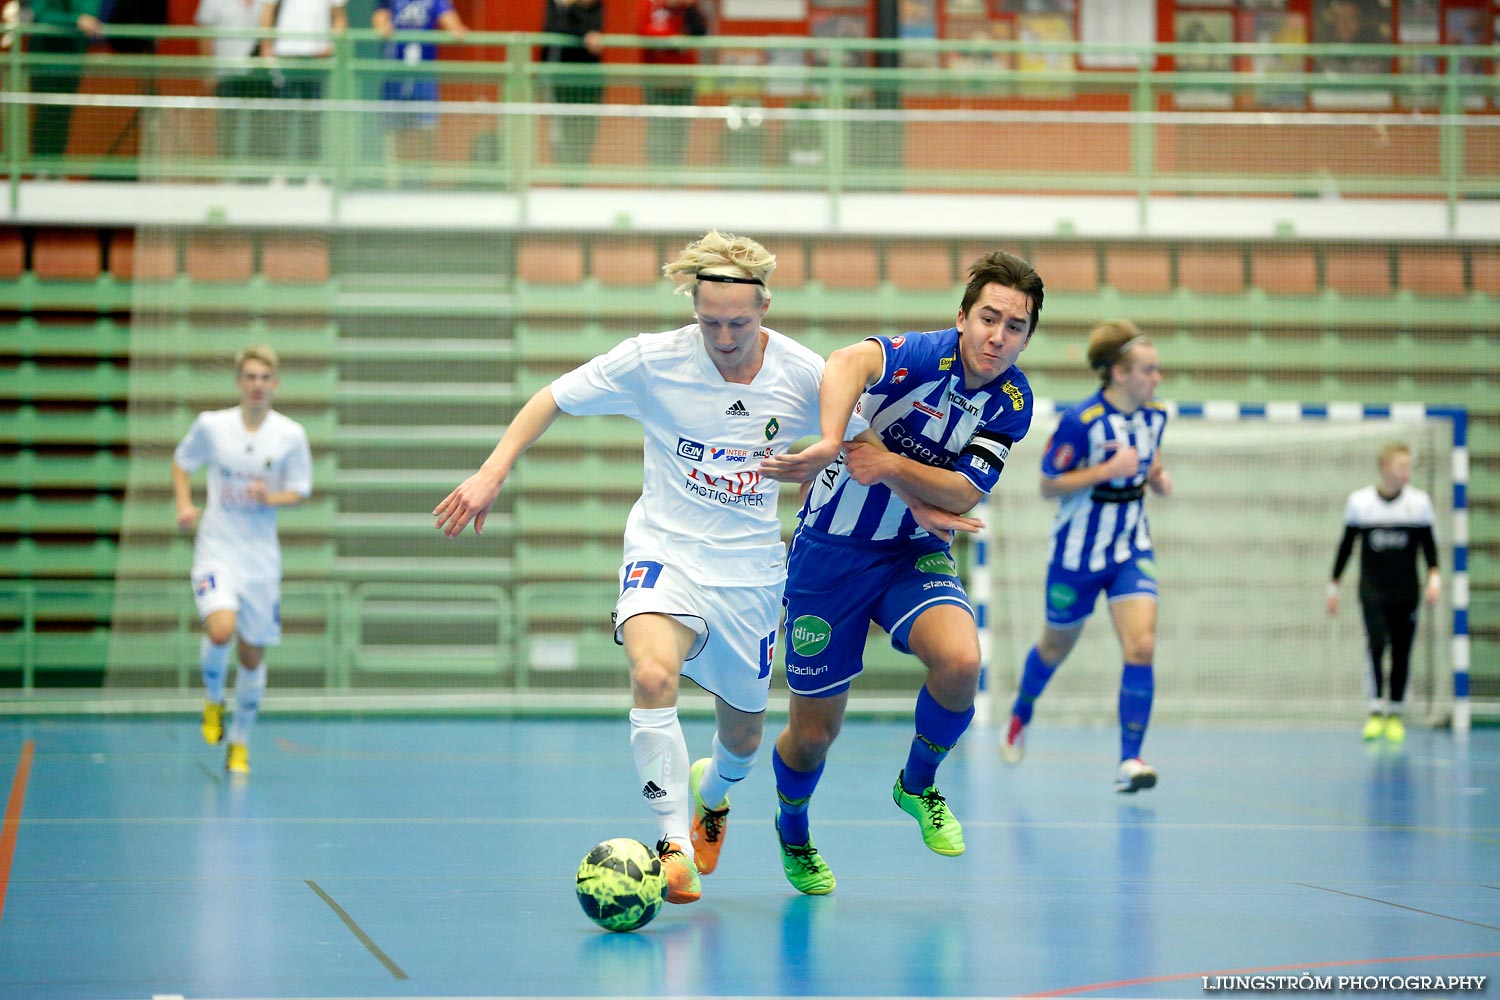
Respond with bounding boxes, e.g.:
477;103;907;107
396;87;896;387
1327;442;1442;743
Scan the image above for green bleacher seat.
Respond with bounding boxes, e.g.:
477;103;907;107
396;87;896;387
516;540;621;581
333;338;512;364
2;362;337;406
0;450;130;490
116;497;336;535
0;407;310;449
513;499;628;537
0;495;123;534
0;631;335;675
117;540;336;580
516;455;647;492
4;538;119;577
9;318;130;359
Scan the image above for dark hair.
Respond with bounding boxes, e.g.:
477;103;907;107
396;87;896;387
960;251;1044;333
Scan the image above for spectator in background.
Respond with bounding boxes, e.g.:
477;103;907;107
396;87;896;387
259;0;348;172
1315;0;1390;75
373;0;468;187
96;0;164;53
634;0;705;166
26;0;103;163
196;0;277;163
542;0;605;169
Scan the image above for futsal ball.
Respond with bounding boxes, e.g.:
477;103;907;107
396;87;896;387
575;837;666;932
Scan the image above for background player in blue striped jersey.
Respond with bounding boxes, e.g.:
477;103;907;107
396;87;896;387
999;320;1172;793
760;251;1043;894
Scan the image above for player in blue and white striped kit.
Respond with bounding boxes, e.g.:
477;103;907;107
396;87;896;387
999;320;1172;793
760;251;1043;893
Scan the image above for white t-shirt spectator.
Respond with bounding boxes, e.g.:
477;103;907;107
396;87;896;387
262;0;347;58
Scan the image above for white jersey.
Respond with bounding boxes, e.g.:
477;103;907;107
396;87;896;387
174;407;314;580
550;325;825;587
261;0;347;57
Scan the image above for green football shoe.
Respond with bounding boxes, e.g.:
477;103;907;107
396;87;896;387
774;815;836;896
892;770;965;856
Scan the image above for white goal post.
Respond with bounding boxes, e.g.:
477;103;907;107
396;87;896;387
973;402;1470;734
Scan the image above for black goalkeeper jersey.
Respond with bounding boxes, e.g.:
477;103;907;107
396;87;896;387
1331;484;1439;606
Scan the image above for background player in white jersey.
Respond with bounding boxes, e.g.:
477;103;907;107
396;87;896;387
759;251;1042;894
999;320;1171;793
1327;442;1441;743
173;345;314;775
434;232;851;906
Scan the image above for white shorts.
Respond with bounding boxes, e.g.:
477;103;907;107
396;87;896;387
611;559;780;714
191;566;282;647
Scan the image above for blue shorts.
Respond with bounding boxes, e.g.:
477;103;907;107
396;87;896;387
782;527;973;697
1043;553;1158;628
381;77;439;129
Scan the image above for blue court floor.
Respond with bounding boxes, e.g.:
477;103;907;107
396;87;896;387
0;715;1496;1000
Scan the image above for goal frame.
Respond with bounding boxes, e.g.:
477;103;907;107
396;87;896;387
972;400;1471;734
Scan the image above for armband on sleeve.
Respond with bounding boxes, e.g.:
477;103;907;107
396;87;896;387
960;430;1013;474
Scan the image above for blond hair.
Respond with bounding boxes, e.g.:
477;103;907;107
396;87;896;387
662;230;776;304
1378;442;1411;468
1086;319;1148;385
235;344;280;373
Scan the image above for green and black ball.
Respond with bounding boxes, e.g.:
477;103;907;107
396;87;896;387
575;838;666;932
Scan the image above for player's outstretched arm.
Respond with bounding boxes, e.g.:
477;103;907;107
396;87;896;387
434;385;563;539
762;341;881;483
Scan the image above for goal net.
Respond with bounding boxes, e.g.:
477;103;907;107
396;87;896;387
983;402;1464;729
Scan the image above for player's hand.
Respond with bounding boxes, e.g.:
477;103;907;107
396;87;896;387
842;440;893;486
1100;444;1140;480
908;497;984;542
176;505;200;533
1326;589;1339;616
1424;575;1442;606
244;480;270;505
1149;469;1173;497
760;438;840;484
433;469;503;538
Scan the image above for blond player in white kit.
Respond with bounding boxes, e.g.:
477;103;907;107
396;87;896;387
173;345;313;775
434;231;827;907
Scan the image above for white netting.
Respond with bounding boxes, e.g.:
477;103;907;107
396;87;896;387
987;410;1456;725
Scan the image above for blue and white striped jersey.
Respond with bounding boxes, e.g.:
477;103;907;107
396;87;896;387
1041;391;1169;573
800;328;1034;542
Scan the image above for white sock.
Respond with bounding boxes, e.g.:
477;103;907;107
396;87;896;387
629;706;691;860
698;732;755;810
1368;697;1388;715
201;638;231;703
228;662;267;744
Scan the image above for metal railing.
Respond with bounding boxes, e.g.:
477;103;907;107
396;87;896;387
3;26;1498;224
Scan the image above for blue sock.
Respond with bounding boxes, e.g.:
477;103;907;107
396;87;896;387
1119;662;1154;761
772;746;824;846
902;685;975;793
1012;646;1058;724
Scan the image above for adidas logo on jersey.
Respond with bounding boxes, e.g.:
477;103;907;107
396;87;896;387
641;780;667;800
725;400;750;416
